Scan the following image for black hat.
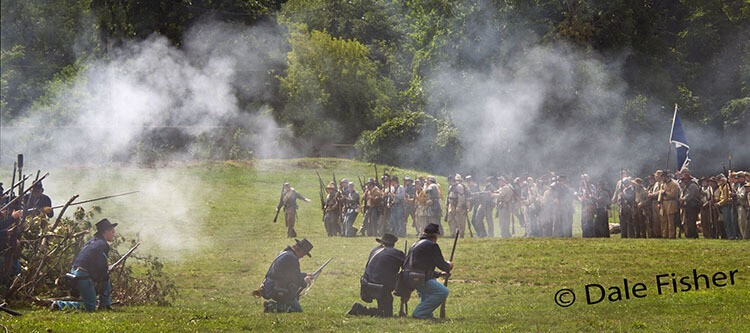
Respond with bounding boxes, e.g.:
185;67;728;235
424;223;441;235
32;181;43;190
95;218;118;233
376;233;398;246
367;177;375;184
294;238;313;257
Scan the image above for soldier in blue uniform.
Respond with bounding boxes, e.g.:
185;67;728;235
23;182;53;218
52;219;118;311
0;202;23;284
404;223;453;319
347;233;406;317
259;239;314;313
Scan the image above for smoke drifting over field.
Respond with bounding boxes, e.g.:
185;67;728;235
423;10;748;180
0;19;294;166
1;20;295;257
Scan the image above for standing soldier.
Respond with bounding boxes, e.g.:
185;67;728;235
594;182;611;237
633;178;649;238
403;223;453;319
337;179;349;236
611;170;629;238
679;171;701;239
278;183;311;238
446;175;468;238
425;177;444;235
414;180;429;236
737;172;749;239
619;178;635;238
699;177;714;238
257;239;314;313
708;174;727;239
52;219;119;311
717;174;739;240
658;171;680;239
466;176;485;237
648;171;664;238
548;175;575;238
524;177;541;237
387;176;406;237
474;177;496;238
343;182;360;237
324;182;341;236
577;174;597;238
403;176;416;237
362;179;383;237
494;177;514;238
379;175;392;237
347;233;405;317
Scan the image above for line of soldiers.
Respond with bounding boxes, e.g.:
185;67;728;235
610;169;750;240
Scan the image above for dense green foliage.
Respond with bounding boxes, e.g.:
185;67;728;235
1;0;748;171
2;159;748;331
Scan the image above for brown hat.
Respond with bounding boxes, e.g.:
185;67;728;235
326;181;336;190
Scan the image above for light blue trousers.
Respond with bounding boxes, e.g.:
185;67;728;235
55;268;111;311
412;279;449;319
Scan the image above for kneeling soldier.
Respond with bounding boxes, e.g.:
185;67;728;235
259;239;314;313
53;219;118;311
404;223;453;319
347;233;405;317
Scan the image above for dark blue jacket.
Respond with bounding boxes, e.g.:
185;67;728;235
22;194;53;218
0;214;15;253
363;245;405;291
265;246;307;291
404;236;451;280
72;234;110;282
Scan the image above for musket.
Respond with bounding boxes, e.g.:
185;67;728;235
109;242;141;271
374;165;381;188
357;175;365;192
0;302;22;316
465;209;474;238
0;173;49;212
315;170;326;221
399;240;408;317
273;179;286;223
1;174;30;197
298;257;333;296
439;232;459;319
26;191;140;214
10;161;16;195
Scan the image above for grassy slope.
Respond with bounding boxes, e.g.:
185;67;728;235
4;158;749;332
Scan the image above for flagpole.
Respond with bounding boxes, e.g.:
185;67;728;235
665;104;677;170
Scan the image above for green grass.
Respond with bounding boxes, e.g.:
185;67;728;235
3;158;749;332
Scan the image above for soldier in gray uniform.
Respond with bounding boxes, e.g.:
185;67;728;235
425;176;444;235
344;182;360;237
466;176;486;238
473;177;496;238
403;176;416;237
277;183;311;238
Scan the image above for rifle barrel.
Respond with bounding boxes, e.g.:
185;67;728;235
49;191;140;209
0;173;49;212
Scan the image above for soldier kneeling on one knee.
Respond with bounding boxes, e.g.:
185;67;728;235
52;219;119;311
347;233;405;317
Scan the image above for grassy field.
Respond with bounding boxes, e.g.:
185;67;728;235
3;158;749;332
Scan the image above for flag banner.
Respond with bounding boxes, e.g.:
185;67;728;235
669;105;690;171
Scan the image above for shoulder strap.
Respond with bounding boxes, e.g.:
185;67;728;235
404;239;427;268
365;247;386;269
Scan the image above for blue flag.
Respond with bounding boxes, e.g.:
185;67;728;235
669;105;690;171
